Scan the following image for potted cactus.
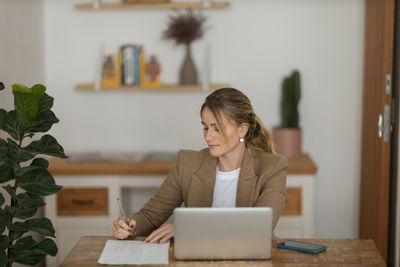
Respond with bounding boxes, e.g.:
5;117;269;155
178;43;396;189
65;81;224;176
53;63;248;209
273;70;302;158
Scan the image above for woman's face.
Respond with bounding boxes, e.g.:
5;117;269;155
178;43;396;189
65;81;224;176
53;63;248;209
201;107;247;158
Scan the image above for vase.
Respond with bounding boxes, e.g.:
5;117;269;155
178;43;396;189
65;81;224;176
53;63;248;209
180;43;198;85
272;127;302;158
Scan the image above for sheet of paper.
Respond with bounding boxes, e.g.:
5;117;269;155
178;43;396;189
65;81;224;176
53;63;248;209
98;240;169;265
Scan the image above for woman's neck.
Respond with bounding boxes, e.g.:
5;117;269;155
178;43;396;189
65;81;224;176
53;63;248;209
217;145;246;171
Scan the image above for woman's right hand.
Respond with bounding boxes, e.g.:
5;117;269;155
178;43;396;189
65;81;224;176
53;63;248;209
112;216;136;239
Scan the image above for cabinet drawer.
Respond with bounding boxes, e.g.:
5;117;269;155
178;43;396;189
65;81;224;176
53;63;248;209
282;187;302;215
57;188;108;216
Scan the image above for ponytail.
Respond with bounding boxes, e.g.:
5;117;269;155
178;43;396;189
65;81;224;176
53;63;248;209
247;115;275;154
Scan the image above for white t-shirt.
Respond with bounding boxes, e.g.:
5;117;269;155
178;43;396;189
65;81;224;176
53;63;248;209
211;167;240;207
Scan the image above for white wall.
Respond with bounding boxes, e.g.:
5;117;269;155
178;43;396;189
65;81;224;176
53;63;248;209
0;0;45;109
42;0;364;238
0;1;45;266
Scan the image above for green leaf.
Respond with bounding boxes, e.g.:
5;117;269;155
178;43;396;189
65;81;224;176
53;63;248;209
12;218;55;237
14;159;49;182
25;109;59;133
15;165;41;177
0;249;5;267
0;213;6;233
0;139;7;155
37;238;57;256
0;235;9;248
31;158;49;168
39;239;56;255
12;84;30;94
13;91;39;121
7;138;36;163
13;249;46;265
14;107;58;136
2;185;13;198
16;193;45;210
0;158;13;184
0;193;4;207
5;205;37;219
15;108;29;131
0;209;9;234
15;157;49;176
38;93;54;111
14;236;58;257
13;233;23;240
0;109;6;130
3;111;22;141
18;169;62;196
0;82;4;91
0;139;14;183
14;236;56;255
7;232;56;264
14;236;36;249
31;84;46;99
24;135;66;158
13;236;56;257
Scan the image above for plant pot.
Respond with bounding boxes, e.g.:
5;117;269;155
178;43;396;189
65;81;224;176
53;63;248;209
179;43;198;85
272;127;302;158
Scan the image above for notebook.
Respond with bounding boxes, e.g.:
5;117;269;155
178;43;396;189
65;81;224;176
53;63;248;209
173;207;273;260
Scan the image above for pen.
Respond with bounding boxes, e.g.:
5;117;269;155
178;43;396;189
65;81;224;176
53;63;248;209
116;197;135;236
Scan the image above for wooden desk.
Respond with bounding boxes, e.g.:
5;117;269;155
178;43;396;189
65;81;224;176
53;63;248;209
60;236;385;266
46;154;318;266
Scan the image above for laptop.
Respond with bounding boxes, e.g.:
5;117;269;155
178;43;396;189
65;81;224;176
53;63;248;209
173;207;273;260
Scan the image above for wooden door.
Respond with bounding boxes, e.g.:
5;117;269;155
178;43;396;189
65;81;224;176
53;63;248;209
360;0;395;262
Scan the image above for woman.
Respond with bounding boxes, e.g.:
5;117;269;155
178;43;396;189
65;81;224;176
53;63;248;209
112;88;288;244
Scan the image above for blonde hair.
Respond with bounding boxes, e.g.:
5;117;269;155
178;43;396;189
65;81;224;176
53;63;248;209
201;88;275;154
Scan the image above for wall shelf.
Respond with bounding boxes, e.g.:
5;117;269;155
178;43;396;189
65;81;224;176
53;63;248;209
75;83;229;92
74;1;230;10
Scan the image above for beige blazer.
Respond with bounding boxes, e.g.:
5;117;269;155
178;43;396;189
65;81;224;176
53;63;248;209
132;147;288;236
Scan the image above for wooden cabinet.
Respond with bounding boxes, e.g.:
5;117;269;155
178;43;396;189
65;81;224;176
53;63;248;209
275;173;315;238
45;154;317;266
282;187;302;215
57;188;108;216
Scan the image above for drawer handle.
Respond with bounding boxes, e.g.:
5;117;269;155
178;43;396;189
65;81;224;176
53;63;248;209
72;199;94;205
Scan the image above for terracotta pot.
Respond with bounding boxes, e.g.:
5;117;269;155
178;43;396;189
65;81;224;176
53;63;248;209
272;127;302;158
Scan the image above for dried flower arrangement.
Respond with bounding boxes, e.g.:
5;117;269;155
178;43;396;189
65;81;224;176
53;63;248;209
163;9;207;45
162;9;207;85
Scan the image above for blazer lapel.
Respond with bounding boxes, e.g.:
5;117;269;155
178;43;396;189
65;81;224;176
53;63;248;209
236;148;258;207
187;151;217;207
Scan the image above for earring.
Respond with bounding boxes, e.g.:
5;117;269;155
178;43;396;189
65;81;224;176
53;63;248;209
239;137;245;143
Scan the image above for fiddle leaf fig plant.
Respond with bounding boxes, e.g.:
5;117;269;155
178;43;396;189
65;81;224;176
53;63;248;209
0;83;65;266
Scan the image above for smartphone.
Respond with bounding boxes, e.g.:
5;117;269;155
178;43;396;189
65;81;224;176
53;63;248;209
277;240;327;254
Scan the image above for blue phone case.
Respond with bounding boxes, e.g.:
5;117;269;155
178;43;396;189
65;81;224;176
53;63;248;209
277;242;327;254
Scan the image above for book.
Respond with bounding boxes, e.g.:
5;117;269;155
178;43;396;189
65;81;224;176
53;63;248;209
120;46;125;85
134;46;141;86
123;45;134;86
139;49;145;86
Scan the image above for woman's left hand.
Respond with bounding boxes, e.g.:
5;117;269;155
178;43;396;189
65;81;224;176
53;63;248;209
143;224;174;244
